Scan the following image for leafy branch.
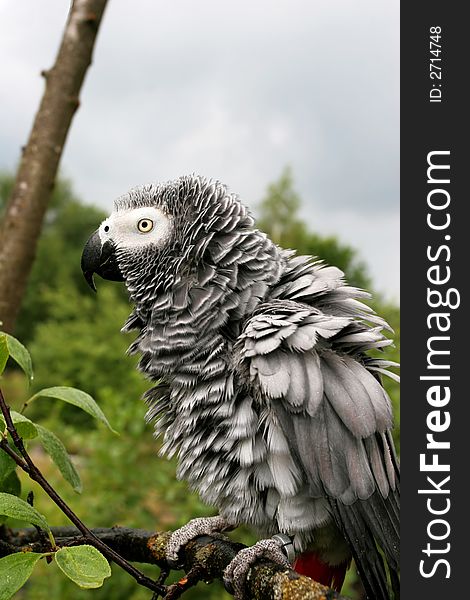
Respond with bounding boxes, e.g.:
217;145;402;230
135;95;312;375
0;331;165;597
0;386;166;597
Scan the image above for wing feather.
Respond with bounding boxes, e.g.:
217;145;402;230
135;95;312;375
235;297;399;599
321;352;377;437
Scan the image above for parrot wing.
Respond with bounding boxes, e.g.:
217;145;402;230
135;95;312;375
235;298;400;599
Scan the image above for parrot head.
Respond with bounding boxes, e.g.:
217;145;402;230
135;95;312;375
81;203;173;291
81;175;254;298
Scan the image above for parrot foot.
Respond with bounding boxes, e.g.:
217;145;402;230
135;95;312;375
223;536;292;600
166;515;234;567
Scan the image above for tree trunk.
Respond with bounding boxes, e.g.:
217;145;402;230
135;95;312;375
0;0;108;333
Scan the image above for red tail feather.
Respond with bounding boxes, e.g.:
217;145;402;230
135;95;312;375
293;551;348;592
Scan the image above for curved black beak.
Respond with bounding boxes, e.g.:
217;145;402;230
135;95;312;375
81;230;124;292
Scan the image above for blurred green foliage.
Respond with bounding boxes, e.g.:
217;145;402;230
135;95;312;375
257;166;371;290
0;168;399;599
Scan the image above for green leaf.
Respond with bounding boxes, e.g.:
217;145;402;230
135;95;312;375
55;545;111;589
0;492;50;533
0;455;21;519
0;334;8;376
0;471;21;497
36;424;82;493
0;450;16;483
0;411;38;440
29;387;117;433
0;552;43;600
1;333;33;383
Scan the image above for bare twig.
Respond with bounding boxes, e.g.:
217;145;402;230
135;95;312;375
162;565;206;600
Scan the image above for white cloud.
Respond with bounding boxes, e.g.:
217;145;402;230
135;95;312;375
305;207;400;301
0;0;399;298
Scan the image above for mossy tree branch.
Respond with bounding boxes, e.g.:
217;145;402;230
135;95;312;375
1;526;350;600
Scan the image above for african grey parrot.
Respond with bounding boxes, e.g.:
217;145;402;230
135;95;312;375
81;175;400;599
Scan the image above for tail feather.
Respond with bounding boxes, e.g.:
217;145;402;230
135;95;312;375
293;551;349;592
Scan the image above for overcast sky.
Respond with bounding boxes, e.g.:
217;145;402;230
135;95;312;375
0;0;399;300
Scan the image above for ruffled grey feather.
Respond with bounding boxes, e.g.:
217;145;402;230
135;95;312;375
106;175;399;599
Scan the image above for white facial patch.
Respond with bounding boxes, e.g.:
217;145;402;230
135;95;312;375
98;206;173;249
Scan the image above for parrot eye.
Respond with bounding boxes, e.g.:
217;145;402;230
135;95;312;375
137;218;154;233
